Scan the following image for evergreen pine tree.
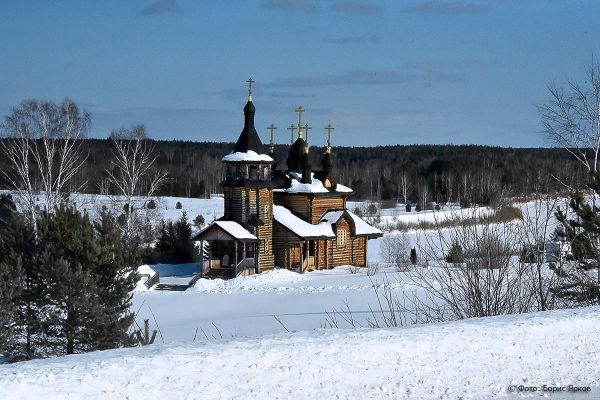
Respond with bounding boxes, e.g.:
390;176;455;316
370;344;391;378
37;205;103;355
0;253;20;360
554;170;600;304
0;194;16;228
174;212;193;261
92;211;139;350
0;213;41;361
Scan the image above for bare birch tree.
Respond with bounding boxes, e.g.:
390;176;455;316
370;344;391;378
106;125;167;244
540;58;600;173
399;172;412;205
0;99;89;229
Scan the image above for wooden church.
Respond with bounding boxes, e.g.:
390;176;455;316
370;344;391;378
193;81;382;278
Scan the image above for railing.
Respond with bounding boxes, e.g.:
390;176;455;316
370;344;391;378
188;270;204;287
144;271;160;289
235;258;256;277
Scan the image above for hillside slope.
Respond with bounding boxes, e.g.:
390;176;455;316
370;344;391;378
1;307;598;400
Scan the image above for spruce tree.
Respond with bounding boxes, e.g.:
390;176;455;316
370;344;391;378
0;213;40;361
0;255;20;360
174;212;193;261
0;194;16;228
37;205;139;355
91;211;138;350
37;205;103;355
554;170;600;304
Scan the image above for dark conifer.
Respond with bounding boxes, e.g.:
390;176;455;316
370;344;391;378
0;213;40;361
37;205;137;355
554;171;600;304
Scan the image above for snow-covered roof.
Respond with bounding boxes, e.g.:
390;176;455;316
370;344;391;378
222;150;273;163
273;172;353;194
192;220;258;241
347;210;383;236
273;205;335;239
320;209;383;237
335;184;353;193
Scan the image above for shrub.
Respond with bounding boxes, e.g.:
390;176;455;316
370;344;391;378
446;241;465;263
366;262;379;276
380;233;410;267
347;265;361;274
415;203;422;212
493;204;523;222
193;214;205;228
367;203;378;216
146;199;156;209
175;201;183;210
353;207;363;217
405;203;411;212
460;198;470;208
519;245;541;263
410;248;417;265
435;203;441;211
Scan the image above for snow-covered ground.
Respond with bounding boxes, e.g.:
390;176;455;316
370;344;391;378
3;193;591;399
134;266;419;340
1;306;597;400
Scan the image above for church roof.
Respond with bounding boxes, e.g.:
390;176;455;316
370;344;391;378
273;205;335;239
274;171;353;194
232;98;267;155
192;220;258;242
320;209;383;237
222;150;273;163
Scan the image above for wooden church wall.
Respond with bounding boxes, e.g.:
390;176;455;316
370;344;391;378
310;196;345;223
352;236;368;267
257;188;274;270
224;187;247;222
329;218;368;267
331;218;354;266
273;221;303;268
273;193;311;221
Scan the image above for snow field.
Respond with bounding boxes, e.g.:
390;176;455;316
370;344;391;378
1;306;598;399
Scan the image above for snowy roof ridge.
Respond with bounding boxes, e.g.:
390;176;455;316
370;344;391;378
222;150;274;163
273;172;353;194
192;220;258;241
320;209;383;237
273;205;335;239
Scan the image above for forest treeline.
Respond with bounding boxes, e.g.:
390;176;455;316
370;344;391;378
0;139;588;205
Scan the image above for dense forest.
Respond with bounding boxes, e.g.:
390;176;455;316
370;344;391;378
0;138;588;205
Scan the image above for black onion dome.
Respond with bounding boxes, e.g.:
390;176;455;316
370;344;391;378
301;151;311;170
322;152;334;172
243;99;255;115
286;137;306;171
233;99;264;153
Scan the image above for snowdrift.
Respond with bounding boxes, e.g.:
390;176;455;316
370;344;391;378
1;306;598;399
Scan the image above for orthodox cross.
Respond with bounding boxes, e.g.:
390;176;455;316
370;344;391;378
267;123;277;152
304;123;312;151
325;123;335;153
246;78;254;98
287;124;296;144
295;106;305;138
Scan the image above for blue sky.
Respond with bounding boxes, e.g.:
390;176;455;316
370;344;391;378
1;0;599;147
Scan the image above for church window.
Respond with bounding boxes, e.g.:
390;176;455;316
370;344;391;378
337;229;347;247
249;166;258;180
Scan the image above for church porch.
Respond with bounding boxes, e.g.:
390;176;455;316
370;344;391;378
192;221;259;278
